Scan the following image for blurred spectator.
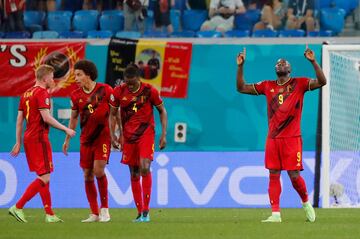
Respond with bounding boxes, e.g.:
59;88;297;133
153;0;175;34
0;0;4;31
124;0;148;33
2;0;25;32
253;0;286;30
286;0;315;32
200;0;246;33
243;0;267;9
38;0;57;12
186;0;207;10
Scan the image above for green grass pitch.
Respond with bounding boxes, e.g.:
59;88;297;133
1;208;360;239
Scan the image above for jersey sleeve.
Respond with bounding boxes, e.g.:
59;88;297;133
150;86;163;106
70;93;78;111
18;96;24;111
298;77;311;92
110;86;120;108
253;81;267;95
36;89;51;110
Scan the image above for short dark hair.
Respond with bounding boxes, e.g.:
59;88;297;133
74;59;98;81
124;64;140;78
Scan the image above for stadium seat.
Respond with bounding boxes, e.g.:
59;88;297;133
145;10;155;31
320;8;346;35
196;30;222;38
182;10;208;32
99;13;124;33
332;0;356;15
32;30;59;39
101;10;124;16
23;11;46;31
170;10;181;32
4;31;31;39
0;32;4;38
278;29;305;37
252;29;278;37
142;30;168;38
58;31;84;38
73;10;99;33
307;30;334;37
223;30;250;37
115;31;141;39
87;30;113;38
170;31;196;38
234;9;261;31
47;11;73;32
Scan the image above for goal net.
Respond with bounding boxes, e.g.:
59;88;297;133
322;45;360;208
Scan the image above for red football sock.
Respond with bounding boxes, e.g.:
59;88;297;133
39;182;54;215
131;176;143;214
291;175;309;203
96;175;108;208
16;178;45;209
85;180;99;215
142;172;152;212
268;173;281;212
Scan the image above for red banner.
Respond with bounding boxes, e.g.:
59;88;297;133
0;42;85;97
162;42;192;98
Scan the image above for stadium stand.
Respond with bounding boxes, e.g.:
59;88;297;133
181;10;208;32
224;30;250;38
87;30;113;38
72;10;99;33
47;11;73;33
196;30;223;38
32;30;59;39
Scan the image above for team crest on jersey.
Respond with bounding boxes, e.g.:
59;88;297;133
132;96;137;102
287;85;293;92
45;98;50;105
279;88;284;93
110;94;115;102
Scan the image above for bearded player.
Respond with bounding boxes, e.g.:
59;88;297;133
109;64;167;222
236;46;326;222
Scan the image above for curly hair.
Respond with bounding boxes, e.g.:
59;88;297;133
74;59;98;81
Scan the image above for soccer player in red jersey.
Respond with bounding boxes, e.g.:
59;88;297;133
109;64;168;222
9;64;76;223
236;46;326;222
62;60;113;223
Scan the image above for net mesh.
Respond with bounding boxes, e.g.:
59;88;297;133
328;50;360;207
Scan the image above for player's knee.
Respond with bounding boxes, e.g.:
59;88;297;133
140;167;150;176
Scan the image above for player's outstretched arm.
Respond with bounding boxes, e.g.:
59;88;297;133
10;111;24;157
236;48;258;95
62;110;78;155
156;104;167;150
304;46;327;90
40;109;76;137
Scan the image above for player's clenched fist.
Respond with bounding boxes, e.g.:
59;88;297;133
237;48;246;66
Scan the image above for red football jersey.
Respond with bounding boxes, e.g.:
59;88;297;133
18;86;51;142
254;77;311;138
71;83;113;144
110;82;163;143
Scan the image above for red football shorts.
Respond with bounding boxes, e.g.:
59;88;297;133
24;139;53;175
121;134;155;166
265;136;303;171
80;137;111;169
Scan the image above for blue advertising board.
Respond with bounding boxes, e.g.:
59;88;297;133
0;152;316;208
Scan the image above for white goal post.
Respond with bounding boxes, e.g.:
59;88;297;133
322;44;360;208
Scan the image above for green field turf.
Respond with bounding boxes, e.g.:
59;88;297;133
1;208;359;239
